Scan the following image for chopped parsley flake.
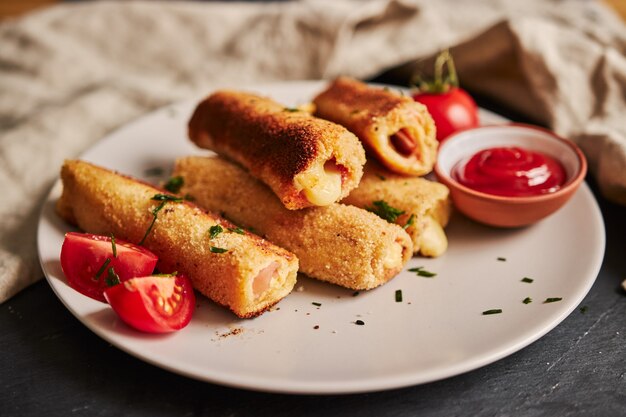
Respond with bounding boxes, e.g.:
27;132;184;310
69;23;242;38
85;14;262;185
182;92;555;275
284;107;299;112
523;297;532;304
164;176;184;193
209;224;224;239
352;291;360;297
312;302;322;307
497;257;506;261
544;297;563;303
210;246;228;254
355;320;365;325
151;194;183;203
228;227;245;235
395;289;403;302
367;200;405;223
408;266;437;278
521;277;534;283
580;306;588;314
482;309;502;315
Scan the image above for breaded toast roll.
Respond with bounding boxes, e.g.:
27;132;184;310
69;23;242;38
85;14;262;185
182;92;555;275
188;90;366;210
173;156;413;290
56;160;298;318
342;162;452;257
313;77;437;176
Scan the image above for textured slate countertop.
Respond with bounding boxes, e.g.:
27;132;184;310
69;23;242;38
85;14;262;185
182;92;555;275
2;173;624;417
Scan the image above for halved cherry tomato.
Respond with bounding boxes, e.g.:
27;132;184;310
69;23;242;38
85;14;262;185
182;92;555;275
60;232;158;302
104;274;195;333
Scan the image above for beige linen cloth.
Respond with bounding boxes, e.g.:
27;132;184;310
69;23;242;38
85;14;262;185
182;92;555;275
1;0;625;302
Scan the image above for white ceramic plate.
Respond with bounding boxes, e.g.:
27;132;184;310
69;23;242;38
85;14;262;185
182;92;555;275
37;81;605;394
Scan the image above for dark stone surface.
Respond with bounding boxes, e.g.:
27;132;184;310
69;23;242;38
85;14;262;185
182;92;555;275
2;174;625;417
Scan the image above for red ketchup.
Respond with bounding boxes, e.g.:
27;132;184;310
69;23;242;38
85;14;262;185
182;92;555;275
452;147;566;197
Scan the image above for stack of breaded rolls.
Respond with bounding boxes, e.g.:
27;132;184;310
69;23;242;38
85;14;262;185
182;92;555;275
56;78;452;319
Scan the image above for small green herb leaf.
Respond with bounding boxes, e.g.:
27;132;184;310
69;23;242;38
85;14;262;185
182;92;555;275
210;246;228;254
580;305;588;314
94;258;112;281
284;107;299;112
523;297;532;304
228;227;245;235
395;289;403;302
497;257;506;262
209;224;224;239
105;267;121;287
482;309;502;315
151;194;183;203
521;277;534;283
110;234;117;258
355;320;365;325
164;176;184;193
367;200;405;223
544;297;563;303
408;266;437;278
312;302;322;307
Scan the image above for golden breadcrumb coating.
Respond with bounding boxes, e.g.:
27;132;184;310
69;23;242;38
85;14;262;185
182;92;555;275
313;77;438;176
342;161;452;257
173;156;413;290
188;90;366;209
56;160;298;318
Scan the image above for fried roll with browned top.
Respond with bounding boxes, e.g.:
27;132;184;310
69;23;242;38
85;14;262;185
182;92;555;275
313;77;437;176
188;90;366;210
173;156;413;291
56;160;298;318
342;162;451;257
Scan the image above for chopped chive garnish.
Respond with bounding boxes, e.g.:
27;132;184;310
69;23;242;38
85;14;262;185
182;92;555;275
544;297;563;303
139;194;184;245
228;227;245;235
482;309;502;315
521;277;534;283
355;320;365;325
497;257;506;261
408;266;437;277
377;174;386;181
352;291;360;297
366;200;405;223
284;107;299;112
210;246;228;254
523;297;532;304
151;194;183;202
144;167;164;177
312;302;322;307
403;214;415;230
580;306;588;314
110;234;117;258
209;224;223;239
105;267;121;287
94;258;112;281
164;176;184;193
395;289;402;302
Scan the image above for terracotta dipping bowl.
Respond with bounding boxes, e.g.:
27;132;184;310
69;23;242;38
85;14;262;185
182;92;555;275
434;124;587;228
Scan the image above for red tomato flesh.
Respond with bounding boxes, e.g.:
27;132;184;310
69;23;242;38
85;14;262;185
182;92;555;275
412;87;479;141
104;275;195;333
60;232;158;302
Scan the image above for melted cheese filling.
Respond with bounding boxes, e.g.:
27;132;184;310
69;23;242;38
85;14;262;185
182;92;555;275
295;161;342;206
418;216;448;257
382;241;404;269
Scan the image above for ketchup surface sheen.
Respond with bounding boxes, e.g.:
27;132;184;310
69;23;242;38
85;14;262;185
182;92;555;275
452;147;566;197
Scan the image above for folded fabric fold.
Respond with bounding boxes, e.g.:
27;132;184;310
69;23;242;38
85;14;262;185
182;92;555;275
1;0;624;302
